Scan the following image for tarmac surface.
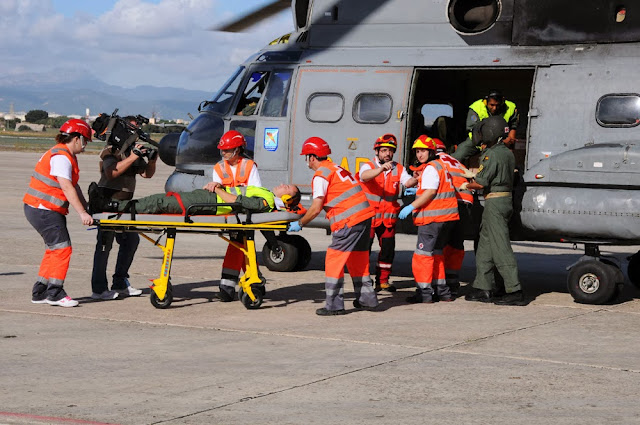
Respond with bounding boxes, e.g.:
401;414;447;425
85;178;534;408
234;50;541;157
1;151;639;425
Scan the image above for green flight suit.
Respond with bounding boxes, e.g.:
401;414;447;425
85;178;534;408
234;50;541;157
117;187;275;215
471;142;521;293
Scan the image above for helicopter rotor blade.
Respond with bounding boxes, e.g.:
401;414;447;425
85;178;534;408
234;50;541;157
211;0;292;32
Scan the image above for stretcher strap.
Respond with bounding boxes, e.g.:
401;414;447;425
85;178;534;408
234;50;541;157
166;191;186;214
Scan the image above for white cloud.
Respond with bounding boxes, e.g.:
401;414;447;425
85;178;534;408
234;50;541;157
0;0;294;90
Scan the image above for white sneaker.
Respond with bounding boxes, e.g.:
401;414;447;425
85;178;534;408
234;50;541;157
46;296;79;307
115;285;143;297
91;290;119;300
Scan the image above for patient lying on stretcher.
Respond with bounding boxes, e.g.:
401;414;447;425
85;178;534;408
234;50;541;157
90;183;303;215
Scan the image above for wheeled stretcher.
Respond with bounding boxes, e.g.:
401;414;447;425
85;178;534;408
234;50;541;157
92;205;300;309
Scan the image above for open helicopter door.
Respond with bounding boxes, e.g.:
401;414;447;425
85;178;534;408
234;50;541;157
289;66;413;192
228;67;296;189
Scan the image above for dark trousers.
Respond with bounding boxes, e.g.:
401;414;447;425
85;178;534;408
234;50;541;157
369;224;396;284
91;229;140;293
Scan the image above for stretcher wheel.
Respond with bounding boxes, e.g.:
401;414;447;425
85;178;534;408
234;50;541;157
238;283;266;300
262;238;298;272
240;286;263;309
286;235;312;271
150;282;173;309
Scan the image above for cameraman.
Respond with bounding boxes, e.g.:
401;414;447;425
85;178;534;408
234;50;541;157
91;116;157;300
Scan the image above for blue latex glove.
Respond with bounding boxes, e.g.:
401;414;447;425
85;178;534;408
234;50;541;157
398;204;415;220
403;187;417;196
288;220;302;232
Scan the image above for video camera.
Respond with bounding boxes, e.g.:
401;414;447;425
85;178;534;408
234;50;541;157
92;109;158;160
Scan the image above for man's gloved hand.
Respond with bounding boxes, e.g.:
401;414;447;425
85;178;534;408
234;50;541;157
398;204;415;220
403;187;417;197
288;221;302;232
458;182;469;191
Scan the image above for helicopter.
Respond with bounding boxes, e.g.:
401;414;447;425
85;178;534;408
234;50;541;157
156;0;640;305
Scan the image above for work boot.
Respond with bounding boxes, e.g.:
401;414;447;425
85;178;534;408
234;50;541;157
379;282;397;292
406;294;434;304
315;307;346;316
353;299;378;311
464;288;494;303
494;290;527;306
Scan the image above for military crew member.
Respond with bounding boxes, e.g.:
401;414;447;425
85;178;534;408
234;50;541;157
462;116;525;306
398;136;459;303
357;133;417;292
289;137;378;316
452;90;518;163
204;130;262;302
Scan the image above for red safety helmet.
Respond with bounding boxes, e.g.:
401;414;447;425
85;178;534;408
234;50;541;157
412;135;437;151
433;138;446;151
300;136;331;157
60;119;92;141
217;130;246;150
374;133;397;150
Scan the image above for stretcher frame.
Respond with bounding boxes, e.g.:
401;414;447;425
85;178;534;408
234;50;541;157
92;204;299;309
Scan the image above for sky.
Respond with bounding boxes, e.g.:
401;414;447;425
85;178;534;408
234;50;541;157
0;0;293;92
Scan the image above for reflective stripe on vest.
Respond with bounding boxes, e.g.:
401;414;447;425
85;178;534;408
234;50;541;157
413;160;459;225
213;158;255;187
357;159;403;227
437;153;474;204
215;185;275;214
23;144;79;215
468;99;516;139
315;161;374;232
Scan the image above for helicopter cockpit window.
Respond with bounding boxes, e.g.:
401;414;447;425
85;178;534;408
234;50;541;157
235;71;269;116
596;94;640;128
307;93;345;123
261;70;292;117
202;66;245;115
353;93;392;124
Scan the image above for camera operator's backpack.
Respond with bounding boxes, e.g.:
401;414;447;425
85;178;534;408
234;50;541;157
92;113;138;154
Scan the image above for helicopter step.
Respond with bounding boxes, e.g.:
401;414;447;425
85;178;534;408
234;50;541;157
566;243;626;305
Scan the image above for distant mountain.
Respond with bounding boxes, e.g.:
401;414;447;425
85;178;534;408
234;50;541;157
0;70;214;120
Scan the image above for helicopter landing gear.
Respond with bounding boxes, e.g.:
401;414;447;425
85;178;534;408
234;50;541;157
627;251;640;289
261;233;312;272
567;244;624;305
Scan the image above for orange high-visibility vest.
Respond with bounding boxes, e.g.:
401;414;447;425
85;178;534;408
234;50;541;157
314;160;374;232
23;144;79;215
413;159;459;226
437;153;474;204
213;158;255;187
357;159;404;228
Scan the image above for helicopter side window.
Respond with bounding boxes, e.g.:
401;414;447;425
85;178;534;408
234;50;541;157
202;66;245;115
261;70;293;117
353;93;392;124
307;93;345;123
596;94;640;128
235;71;270;116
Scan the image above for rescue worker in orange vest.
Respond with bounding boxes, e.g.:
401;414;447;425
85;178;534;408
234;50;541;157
288;137;379;316
398;136;460;303
23;119;94;307
433;138;475;296
204;130;262;302
357;133;417;292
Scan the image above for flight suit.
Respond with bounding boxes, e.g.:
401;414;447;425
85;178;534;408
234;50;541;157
471;142;521;293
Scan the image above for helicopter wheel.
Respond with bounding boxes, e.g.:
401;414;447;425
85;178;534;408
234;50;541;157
262;236;299;272
627;252;640;289
567;260;618;305
285;235;312;271
150;280;173;309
